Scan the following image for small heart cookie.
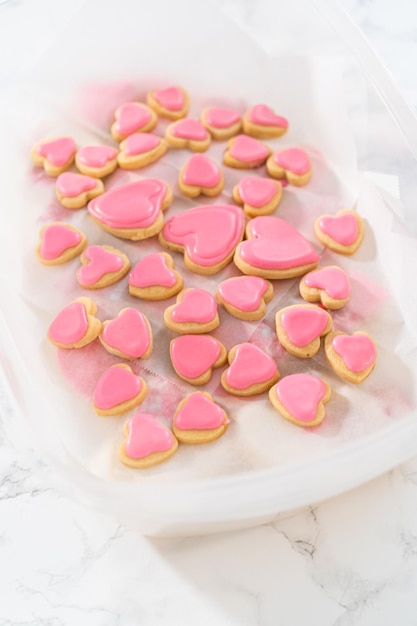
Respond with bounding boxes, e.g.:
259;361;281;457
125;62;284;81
299;266;351;310
76;245;130;289
165;118;211;152
173;392;229;444
128;252;183;301
243;104;288;139
232;176;282;218
170;335;227;386
164;288;219;334
37;223;87;265
117;133;168;170
119;413;178;469
275;304;333;358
216;276;273;321
75;145;118;178
31;136;77;176
221;343;280;396
99;307;153;360
111;102;158;142
269;373;331;427
179;154;224;198
223;134;271;169
266;148;312;186
47;297;101;349
324;331;377;384
314;209;364;255
56;172;104;209
93;363;148;416
200;107;242;140
147;86;190;120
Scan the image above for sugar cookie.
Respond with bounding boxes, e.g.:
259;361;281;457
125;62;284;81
119;413;178;469
232;176;282;217
165;118;211;152
324;331;377;384
147;86;190;119
275;304;333;358
37;222;87;265
164;288;219;334
31;136;76;176
93;364;148;416
200;107;242;140
56;172;104;209
269;373;331;427
170;335;227;385
47;297;101;349
75;145;118;178
314;209;364;255
111;102;157;142
179;154;224;198
221;343;280;396
243;104;288;138
76;245;130;289
223;134;271;168
117;133;168;170
99;307;153;360
266;148;312;186
128;252;183;301
216;276;273;321
173;392;229;444
299;266;351;310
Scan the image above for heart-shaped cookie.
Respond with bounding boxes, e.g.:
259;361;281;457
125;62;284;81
243;104;288;138
223;134;271;168
269;373;331;427
179;154;224;198
232;176;282;218
165;118;211;152
234;216;320;279
315;209;364;255
111;102;157;141
88;179;172;240
118;133;168;170
93;363;148;416
147;86;190;119
37;223;87;265
221;343;280;396
170;335;227;385
200;107;242;140
77;245;130;289
299;266;351;310
324;331;377;383
128;252;183;301
159;204;245;274
31;136;77;176
99;307;153;360
119;413;178;469
56;172;104;209
48;297;102;349
266;148;312;186
164;288;219;334
216;276;273;321
75;145;118;178
173;392;229;444
275;304;333;358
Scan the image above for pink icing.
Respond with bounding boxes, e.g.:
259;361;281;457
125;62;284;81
170;335;222;379
77;146;117;169
239;217;319;270
37;137;76;166
93;365;142;410
319;213;359;245
280;307;329;347
77;246;124;287
276;374;327;423
129;253;177;288
218;276;268;312
153;87;184;111
182;154;221;187
230;135;269;163
273;148;310;175
238;176;278;207
332;334;376;372
125;413;175;459
171;119;208;141
124;133;160;156
304;267;350;299
114;102;152;136
40;224;81;260
225;343;277;390
248;104;288;129
171;289;217;324
162;205;244;267
88;179;167;229
48;301;88;345
204;107;241;129
102;308;151;359
174;393;226;430
56;172;97;198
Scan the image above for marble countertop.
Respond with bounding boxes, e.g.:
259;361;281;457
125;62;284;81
2;0;417;624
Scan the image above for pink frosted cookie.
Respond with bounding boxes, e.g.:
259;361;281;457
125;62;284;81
111;102;158;142
221;343;280;396
56;172;104;209
266;148;312;186
269;373;331;427
37;222;87;265
232;176;282;218
93;363;148;416
234;216;320;279
164;288;219;334
147;86;190;120
275;304;333;358
299;265;351;310
76;245;130;289
173;392;229;444
179;154;224;198
31;136;76;176
99;307;153;360
216;276;273;321
75;145;118;178
159;204;245;275
200;107;242;140
88;179;173;240
128;252;183;301
170;335;227;385
324;331;377;384
243;104;288;139
119;413;178;469
223;134;271;169
47;297;102;349
117;133;168;170
165;118;211;152
314;209;364;255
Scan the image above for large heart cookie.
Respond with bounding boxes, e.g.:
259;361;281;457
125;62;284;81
170;335;227;385
128;252;183;301
173;392;229;444
243;104;288;138
275;304;332;358
179;154;224;198
221;343;280;396
269;373;331;427
119;413;178;469
234;216;320;279
164;288;219;334
299;266;351;310
315;209;364;255
48;297;102;349
77;245;130;289
99;307;153;360
93;363;148;416
324;331;377;384
216;276;273;321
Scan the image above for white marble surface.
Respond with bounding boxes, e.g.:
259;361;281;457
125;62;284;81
2;0;417;624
